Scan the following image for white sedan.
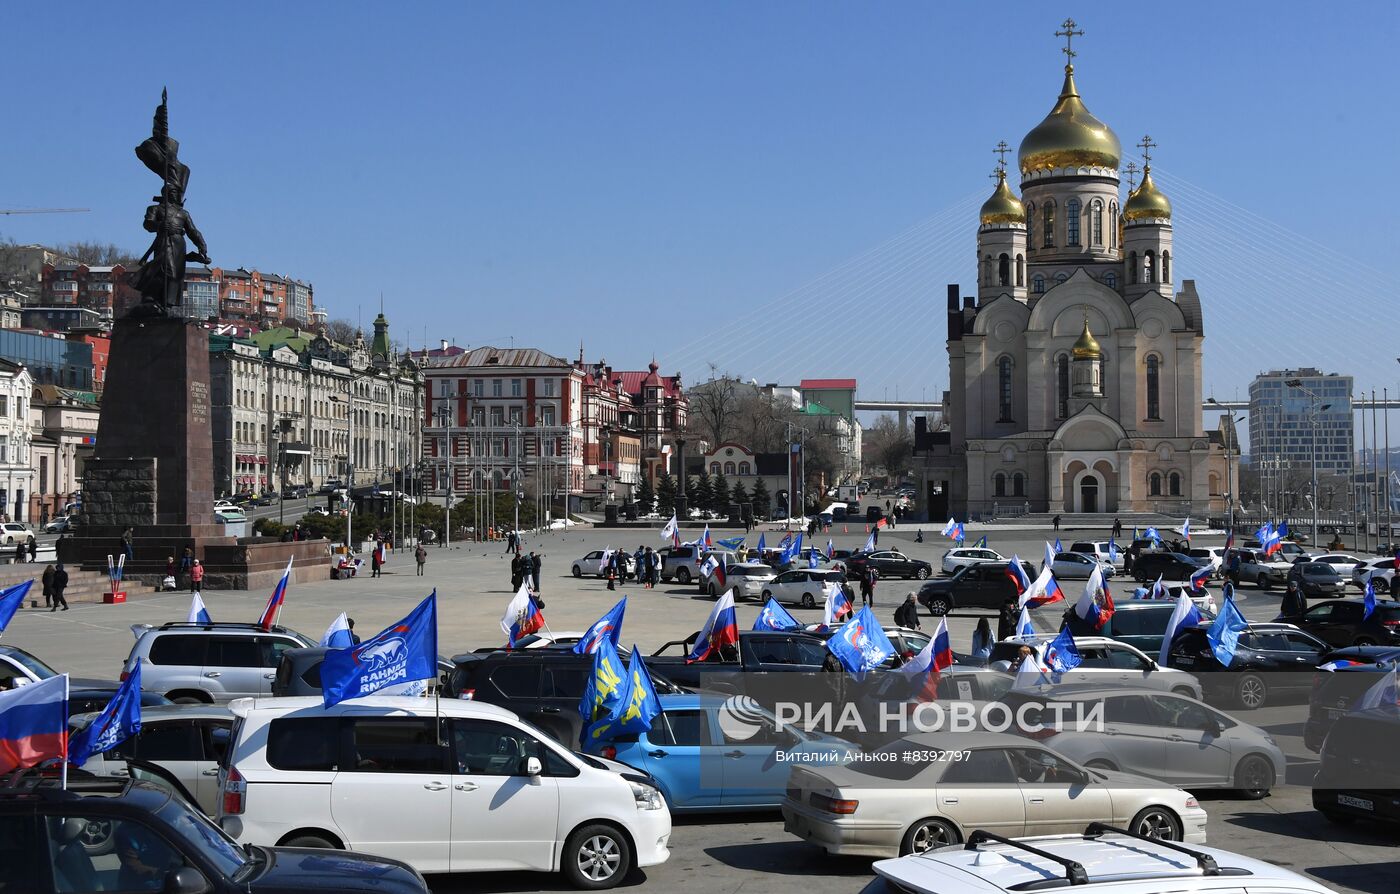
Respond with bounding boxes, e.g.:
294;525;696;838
761;569;847;609
940;547;1006;575
570;550;635;579
1307;553;1364;581
782;731;1207;857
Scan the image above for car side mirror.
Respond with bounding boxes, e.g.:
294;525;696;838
524;756;543;777
166;867;212;894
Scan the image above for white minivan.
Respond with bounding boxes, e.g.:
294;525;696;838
217;696;671;889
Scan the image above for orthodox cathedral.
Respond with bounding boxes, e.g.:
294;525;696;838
923;22;1233;517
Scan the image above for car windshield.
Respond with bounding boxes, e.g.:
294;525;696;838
3;649;57;680
156;794;249;878
1108;608;1171;636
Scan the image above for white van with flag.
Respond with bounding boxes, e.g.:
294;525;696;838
216;696;671;889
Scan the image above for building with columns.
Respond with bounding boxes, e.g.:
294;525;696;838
920;25;1233;518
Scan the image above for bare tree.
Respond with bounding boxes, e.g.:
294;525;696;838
54;241;139;267
864;415;913;479
325;318;359;346
687;373;741;447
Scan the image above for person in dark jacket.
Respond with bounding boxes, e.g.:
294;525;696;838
997;597;1019;642
1281;580;1307;618
26;536;36;563
529;552;542;594
12;540;24;565
510;552;523;591
41;564;54;608
50;563;69;611
893;592;921;630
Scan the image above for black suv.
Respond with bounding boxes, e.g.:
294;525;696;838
448;651;683;746
1313;706;1400;827
1276;597;1400;647
845;550;933;581
0;770;427;893
917;560;1035;615
1130;551;1200;583
1304;647;1400;752
1165;622;1329;709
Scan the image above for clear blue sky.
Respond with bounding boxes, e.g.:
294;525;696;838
3;2;1397;410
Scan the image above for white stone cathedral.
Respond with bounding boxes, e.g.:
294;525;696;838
923;28;1234;518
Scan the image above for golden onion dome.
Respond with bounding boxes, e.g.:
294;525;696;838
1123;165;1172;221
1071;316;1102;360
979;170;1026;225
1019;66;1122;174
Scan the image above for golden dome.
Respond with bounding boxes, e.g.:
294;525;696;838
1072;316;1102;360
1123;165;1172;221
1019;66;1122;174
979;170;1026;225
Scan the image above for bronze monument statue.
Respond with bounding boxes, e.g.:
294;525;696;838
129;89;210;315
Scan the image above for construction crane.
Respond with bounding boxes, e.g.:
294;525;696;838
0;208;90;215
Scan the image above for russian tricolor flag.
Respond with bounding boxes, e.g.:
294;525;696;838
1075;566;1112;630
1189;564;1211;593
1006;557;1032;596
898;618;954;701
501;583;546;648
258;557;294;631
0;674;68;773
1022;566;1066;609
188;593;211;625
688;592;738;662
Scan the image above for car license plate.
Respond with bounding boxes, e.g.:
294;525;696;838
1338;795;1373;811
1177;657;1195;667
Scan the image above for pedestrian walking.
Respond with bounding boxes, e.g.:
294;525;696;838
26;536;36;563
370;545;382;578
190;559;204;595
606;552;618;591
121;526;134;563
530;552;542;594
971;617;994;662
915;529;924;543
12;540;24;565
997;597;1018;641
41;563;54;608
1052;515;1061;533
1111;517;1123;539
1281;580;1307;618
180;547;194;585
510;552;523;591
415;544;427;576
50;562;69;612
893;592;921;630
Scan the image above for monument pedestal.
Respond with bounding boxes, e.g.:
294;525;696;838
61;316;329;589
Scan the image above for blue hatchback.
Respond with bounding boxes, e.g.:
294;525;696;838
585;694;856;812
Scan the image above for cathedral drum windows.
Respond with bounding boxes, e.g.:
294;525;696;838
1090;199;1104;245
1033;274;1046;294
1149;471;1162;496
998;253;1011;287
1145;355;1162;420
1066;198;1081;245
1016;254;1025;286
1144;250;1156;284
1042;202;1056;247
1161;250;1171;283
1128;251;1138;284
997;356;1014;422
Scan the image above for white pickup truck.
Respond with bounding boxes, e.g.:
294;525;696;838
1239;548;1293;589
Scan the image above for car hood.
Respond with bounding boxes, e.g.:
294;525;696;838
250;846;426;893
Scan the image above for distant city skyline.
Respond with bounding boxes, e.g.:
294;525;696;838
2;3;1397;407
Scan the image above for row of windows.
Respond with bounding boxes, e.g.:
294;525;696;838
1148;471;1184;497
709;461;753;476
1030;270;1117;294
1127;250;1171;285
992;472;1026;497
1025;198;1118;250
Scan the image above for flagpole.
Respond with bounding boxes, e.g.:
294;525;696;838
61;674;69;791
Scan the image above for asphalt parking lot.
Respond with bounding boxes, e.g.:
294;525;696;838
6;521;1397;893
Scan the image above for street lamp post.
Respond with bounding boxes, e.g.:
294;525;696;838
1286;379;1330;549
1208;398;1237;541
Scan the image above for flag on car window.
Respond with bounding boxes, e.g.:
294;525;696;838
68;662;142;766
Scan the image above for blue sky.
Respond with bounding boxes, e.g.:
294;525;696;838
3;2;1397;411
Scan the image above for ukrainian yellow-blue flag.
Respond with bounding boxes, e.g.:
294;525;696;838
614;648;662;737
578;637;627;746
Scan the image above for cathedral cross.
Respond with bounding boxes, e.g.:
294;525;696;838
1136;134;1157;167
993;140;1011;173
1124;162;1139;190
1055;18;1084;63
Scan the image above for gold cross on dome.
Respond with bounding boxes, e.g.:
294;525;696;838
993;140;1012;173
989;167;1003;183
1124;162;1139;190
1055;18;1084;62
1136;134;1157;166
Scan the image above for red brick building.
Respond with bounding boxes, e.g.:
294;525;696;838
41;263;140;318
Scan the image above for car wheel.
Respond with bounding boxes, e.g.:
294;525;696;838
281;834;338;849
572;565;583;578
915;567;930;580
563;823;631;890
801;592;817;609
1131;808;1181;841
1233;754;1274;799
926;597;951;617
677;567;691;584
1354;636;1378;646
1235;673;1268;710
1257;574;1271;591
899;817;959;856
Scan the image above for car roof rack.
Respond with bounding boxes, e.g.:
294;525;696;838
964;830;1088;886
1083;822;1220;874
156;621;285;632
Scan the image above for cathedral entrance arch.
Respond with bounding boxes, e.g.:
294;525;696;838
1079;475;1099;513
1065;461;1117;513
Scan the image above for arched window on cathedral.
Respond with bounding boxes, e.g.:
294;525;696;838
998;253;1010;287
1109;202;1118;248
1012;472;1026;496
994;473;1006;497
1033;275;1045;294
1055;272;1068;284
1016;254;1025;287
1056;354;1069;418
1149;472;1162;496
1161;250;1171;283
983;255;993;287
1024;203;1035;247
1066;198;1081;246
724;461;736;476
997;357;1014;422
1091;199;1103;245
1128;252;1138;284
1169;471;1182;496
1042;202;1056;247
1146;355;1161;420
1144;250;1156;284
1104;271;1117;290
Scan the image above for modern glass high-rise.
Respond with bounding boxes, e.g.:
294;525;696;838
1248;368;1354;481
